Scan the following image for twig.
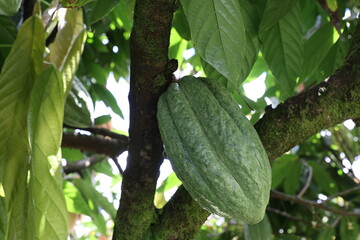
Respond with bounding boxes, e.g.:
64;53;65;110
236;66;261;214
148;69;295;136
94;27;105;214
324;185;360;203
111;156;124;175
266;207;309;225
271;190;360;217
63;155;106;174
297;159;313;197
64;124;128;141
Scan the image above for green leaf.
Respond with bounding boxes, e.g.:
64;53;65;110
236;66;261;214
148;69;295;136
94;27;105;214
0;0;21;16
74;178;116;220
181;0;254;87
261;0;303;96
0;16;17;69
317;228;335;240
283;158;301;195
48;8;86;94
62;148;85;163
92;83;124;118
95;115;112;125
27;65;68;239
63;181;93;216
0;197;6;239
157;172;182;193
64;77;95;128
169;28;189;66
84;0;121;25
259;0;298;32
0;16;45;240
308;161;339;195
60;0;95;8
108;0;135;33
271;154;299;189
301;22;338;80
243;214;272;240
340;217;360;240
173;3;191;40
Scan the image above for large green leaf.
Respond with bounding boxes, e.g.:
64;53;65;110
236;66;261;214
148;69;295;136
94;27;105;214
301;22;337;80
259;0;298;32
261;0;303;96
0;0;21;16
0;16;45;240
181;0;253;87
84;0;121;25
27;65;68;239
200;0;260;88
243;214;272;240
48;8;86;94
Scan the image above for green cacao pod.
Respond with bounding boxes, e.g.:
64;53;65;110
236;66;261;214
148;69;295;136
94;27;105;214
157;76;271;224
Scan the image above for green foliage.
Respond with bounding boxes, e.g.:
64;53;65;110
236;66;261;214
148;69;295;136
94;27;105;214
0;0;22;16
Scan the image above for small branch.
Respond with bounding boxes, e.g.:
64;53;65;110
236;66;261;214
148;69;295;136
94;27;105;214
297;160;313;198
266;207;314;227
324;185;360;203
111;156;124;175
61;132;128;157
271;190;360;217
64;124;128;141
63;155;106;174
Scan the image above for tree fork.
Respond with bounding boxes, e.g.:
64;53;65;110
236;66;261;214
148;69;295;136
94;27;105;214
112;0;175;239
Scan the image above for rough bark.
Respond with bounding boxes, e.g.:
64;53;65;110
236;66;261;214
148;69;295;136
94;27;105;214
112;0;175;239
150;23;360;239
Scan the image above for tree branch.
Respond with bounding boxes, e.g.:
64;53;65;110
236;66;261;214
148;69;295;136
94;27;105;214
61;132;128;158
112;0;175;239
271;190;360;217
158;22;360;238
63;155;107;174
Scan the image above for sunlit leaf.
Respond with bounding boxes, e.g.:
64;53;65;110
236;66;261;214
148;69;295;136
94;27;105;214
27;65;68;239
48;8;86;94
74;178;116;221
63;181;93;216
0;16;44;240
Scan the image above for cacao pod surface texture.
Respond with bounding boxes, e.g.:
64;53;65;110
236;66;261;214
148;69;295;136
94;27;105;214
157;76;271;224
